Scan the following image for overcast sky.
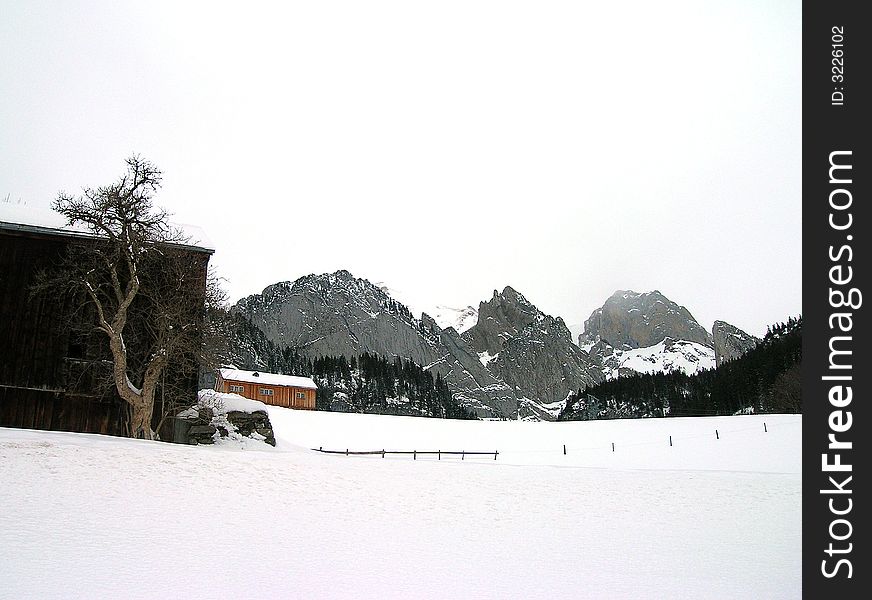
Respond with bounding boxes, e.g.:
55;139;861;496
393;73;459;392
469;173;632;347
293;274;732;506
0;1;800;338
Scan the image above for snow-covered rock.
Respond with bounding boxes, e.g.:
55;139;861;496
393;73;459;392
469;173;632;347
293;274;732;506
175;390;276;447
579;290;719;380
599;339;715;379
423;304;478;333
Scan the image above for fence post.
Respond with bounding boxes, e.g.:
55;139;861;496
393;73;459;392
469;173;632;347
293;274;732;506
716;429;719;440
669;435;672;447
612;442;614;452
382;449;385;458
462;450;465;460
764;422;768;433
414;450;417;460
494;450;498;460
346;448;349;456
563;444;566;455
438;450;441;461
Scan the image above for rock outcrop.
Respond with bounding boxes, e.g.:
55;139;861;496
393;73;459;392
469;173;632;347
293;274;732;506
462;287;602;419
712;320;759;366
579;290;716;379
173;405;276;446
581;290;713;350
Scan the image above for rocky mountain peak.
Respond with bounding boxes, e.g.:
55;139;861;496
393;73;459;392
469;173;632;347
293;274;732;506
463;286;541;355
577;290;717;381
233;270;426;356
712;320;759;366
461;286;602;419
581;289;712;350
498;285;529;303
248;270;384;309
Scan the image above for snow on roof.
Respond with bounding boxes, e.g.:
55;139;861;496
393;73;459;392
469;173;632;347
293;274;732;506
0;202;214;253
1;202;92;233
218;368;318;389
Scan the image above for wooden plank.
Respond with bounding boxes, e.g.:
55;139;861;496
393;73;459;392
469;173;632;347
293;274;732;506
0;233;198;437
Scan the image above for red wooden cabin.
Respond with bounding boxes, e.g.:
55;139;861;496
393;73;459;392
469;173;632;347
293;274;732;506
216;368;317;410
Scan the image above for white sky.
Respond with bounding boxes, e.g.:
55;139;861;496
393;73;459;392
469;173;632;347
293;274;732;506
0;1;801;338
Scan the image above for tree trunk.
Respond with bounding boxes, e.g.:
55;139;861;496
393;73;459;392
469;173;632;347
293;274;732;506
129;400;155;440
108;332;162;440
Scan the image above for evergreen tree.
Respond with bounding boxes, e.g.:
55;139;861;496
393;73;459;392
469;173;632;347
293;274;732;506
311;353;476;419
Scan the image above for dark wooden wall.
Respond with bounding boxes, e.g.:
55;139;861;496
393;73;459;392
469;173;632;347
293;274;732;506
0;227;209;437
0;230;72;389
0;387;130;436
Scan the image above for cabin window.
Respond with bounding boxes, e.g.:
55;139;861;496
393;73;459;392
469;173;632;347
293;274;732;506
259;388;274;396
229;385;244;393
296;391;306;400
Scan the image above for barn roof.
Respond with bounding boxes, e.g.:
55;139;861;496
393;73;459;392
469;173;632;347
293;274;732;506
0;202;214;254
218;368;318;389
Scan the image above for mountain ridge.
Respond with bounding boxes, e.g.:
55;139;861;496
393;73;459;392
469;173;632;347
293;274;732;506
229;271;761;420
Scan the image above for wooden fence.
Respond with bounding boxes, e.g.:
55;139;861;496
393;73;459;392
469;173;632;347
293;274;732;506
313;447;499;460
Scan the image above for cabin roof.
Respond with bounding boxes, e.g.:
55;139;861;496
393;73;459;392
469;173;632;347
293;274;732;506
218;368;318;389
0;202;214;254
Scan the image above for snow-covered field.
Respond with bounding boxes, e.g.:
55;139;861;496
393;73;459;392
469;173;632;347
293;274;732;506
0;410;801;599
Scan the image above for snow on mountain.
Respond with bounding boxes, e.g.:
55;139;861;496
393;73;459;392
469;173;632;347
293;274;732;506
600;339;716;380
423;304;479;333
580;290;723;379
1;411;801;599
477;350;498;367
373;282;479;333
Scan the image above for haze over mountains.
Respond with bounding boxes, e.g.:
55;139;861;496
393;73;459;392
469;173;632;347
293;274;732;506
231;270;760;420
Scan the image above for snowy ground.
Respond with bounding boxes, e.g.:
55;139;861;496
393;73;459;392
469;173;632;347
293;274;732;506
0;410;801;599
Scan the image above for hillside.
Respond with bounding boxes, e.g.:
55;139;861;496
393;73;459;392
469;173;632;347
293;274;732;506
206;314;475;420
311;353;476;419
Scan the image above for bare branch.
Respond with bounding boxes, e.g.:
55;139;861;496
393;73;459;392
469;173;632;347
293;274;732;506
38;155;207;440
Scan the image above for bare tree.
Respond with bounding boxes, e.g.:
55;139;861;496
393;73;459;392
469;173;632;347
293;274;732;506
198;265;231;371
46;155;210;439
152;264;230;435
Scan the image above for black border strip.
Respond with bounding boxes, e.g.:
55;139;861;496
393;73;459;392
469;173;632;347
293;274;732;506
803;1;869;596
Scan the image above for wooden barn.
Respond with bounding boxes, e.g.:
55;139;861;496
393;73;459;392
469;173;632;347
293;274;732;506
0;204;213;437
216;368;317;410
